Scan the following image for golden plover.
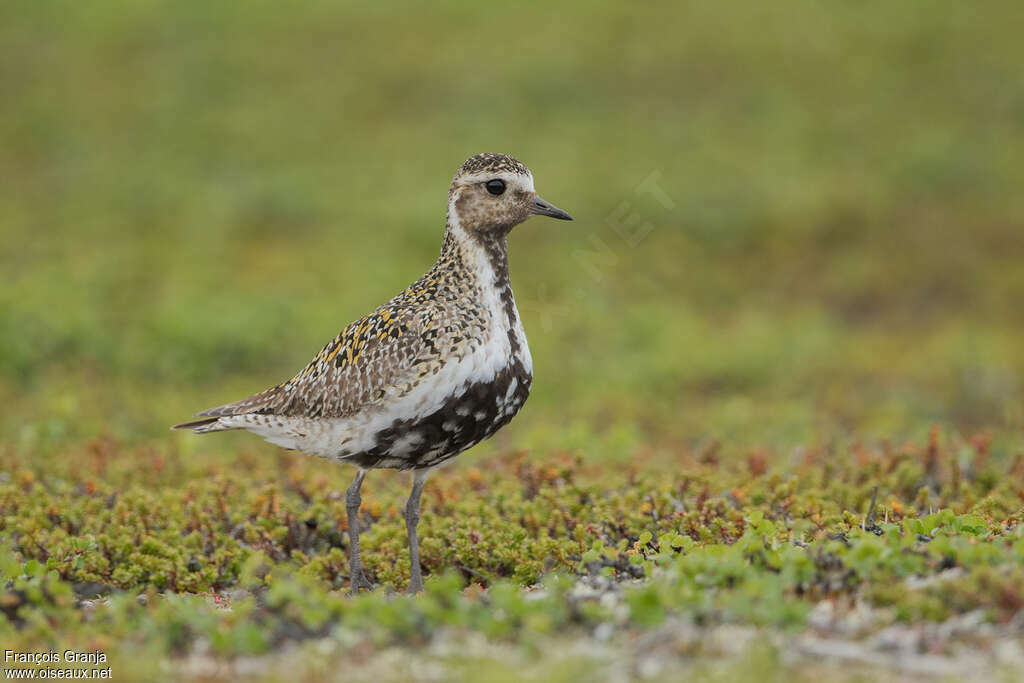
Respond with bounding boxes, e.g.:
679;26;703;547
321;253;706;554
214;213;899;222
173;153;572;593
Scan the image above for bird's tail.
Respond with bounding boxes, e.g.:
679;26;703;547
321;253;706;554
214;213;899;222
170;417;237;434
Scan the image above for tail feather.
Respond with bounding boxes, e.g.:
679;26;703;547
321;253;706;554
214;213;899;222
195;386;281;418
171;417;237;433
173;386;282;433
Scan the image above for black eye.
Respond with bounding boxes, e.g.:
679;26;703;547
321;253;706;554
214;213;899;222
485;179;506;195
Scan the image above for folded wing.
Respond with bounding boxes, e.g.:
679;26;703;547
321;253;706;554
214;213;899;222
173;306;428;432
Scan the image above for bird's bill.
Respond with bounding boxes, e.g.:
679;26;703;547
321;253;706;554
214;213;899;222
529;196;573;221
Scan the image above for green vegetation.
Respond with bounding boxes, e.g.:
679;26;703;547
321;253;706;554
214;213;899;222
2;0;1023;680
3;438;1023;679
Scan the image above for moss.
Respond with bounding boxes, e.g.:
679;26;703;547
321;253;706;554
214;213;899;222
0;428;1021;677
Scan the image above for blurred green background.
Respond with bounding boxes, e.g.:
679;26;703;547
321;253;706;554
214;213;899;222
2;0;1022;461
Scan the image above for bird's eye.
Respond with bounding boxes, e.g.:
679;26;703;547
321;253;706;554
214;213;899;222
485;179;506;195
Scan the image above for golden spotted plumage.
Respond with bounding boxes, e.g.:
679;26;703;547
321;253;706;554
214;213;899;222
173;153;573;593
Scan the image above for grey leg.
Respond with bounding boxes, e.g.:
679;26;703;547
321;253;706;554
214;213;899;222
346;469;372;592
404;468;430;594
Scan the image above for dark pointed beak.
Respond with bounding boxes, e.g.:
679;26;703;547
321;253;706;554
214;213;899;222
529;196;573;221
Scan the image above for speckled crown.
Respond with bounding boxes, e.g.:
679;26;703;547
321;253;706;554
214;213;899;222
457;153;530;178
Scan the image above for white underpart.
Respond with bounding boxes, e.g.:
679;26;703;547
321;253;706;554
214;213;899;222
389;430;424;457
226;208;532;464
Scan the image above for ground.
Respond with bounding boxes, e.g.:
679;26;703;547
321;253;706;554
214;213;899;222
4;436;1024;680
1;1;1023;681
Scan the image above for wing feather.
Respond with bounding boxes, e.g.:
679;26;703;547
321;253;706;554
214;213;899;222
178;306;430;428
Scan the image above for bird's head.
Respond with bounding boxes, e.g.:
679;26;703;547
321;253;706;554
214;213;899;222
447;153;572;236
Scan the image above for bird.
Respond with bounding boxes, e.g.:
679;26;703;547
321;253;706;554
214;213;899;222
173;153;572;593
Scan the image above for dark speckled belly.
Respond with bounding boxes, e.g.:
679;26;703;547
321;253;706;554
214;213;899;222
351;361;532;470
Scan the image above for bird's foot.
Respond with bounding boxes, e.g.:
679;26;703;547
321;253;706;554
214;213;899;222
348;570;374;594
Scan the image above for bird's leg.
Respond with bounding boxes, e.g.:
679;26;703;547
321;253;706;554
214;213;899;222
346;469;373;592
404;468;430;594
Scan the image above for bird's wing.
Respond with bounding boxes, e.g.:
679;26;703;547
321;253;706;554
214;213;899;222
186;305;436;423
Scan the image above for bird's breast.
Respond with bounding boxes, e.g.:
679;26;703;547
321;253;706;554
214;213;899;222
349;348;532;470
329;248;535;470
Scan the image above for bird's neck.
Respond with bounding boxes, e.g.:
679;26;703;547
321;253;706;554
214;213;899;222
436;215;531;371
437;217;512;294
